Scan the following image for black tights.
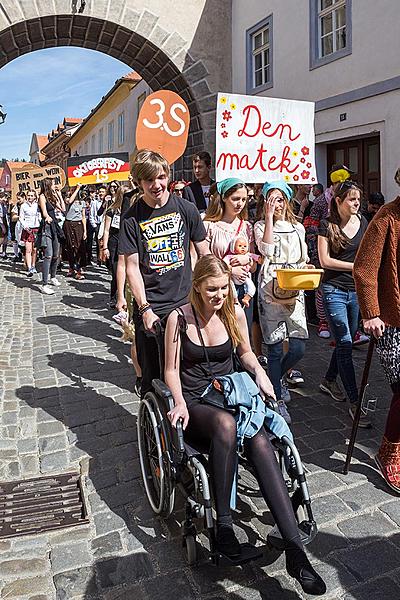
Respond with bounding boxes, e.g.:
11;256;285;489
185;403;302;548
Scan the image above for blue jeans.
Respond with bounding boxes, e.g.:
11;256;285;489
266;338;306;400
322;283;359;404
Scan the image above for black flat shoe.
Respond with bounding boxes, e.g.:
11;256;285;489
286;549;326;596
215;525;241;558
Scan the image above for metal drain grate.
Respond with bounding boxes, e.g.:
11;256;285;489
0;472;89;539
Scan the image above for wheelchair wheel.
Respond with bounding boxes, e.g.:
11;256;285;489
184;533;197;566
137;392;175;517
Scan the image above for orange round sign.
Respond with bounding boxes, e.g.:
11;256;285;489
135;90;190;164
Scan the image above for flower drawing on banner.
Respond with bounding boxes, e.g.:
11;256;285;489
300;157;306;164
301;170;310;179
301;146;310;156
221;123;226;129
222;110;232;122
221;131;229;138
230;103;237;110
312;177;316;182
293;175;299;181
306;162;312;168
284;175;291;182
220;97;227;105
292;151;298;157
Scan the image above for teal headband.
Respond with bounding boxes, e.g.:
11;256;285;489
262;180;293;200
217;177;246;198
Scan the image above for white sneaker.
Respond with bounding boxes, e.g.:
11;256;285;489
50;277;61;287
42;284;55;295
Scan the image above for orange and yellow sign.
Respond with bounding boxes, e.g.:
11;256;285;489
67;153;130;186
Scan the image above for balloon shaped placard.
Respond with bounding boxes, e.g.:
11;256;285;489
135;90;190;164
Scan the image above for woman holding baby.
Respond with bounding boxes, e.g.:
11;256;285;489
203;178;257;330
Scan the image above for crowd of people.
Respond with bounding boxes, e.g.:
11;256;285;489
1;148;398;596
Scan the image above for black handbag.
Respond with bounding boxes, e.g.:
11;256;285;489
192;307;237;414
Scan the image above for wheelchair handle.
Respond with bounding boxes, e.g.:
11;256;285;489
176;418;185;454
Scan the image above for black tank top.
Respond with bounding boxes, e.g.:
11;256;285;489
178;315;234;406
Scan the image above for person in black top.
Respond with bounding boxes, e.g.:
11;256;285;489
182;151;215;212
164;255;326;596
362;191;385;223
118;149;209;397
102;185;126;307
317;181;371;427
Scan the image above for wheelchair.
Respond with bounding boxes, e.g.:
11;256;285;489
137;327;318;566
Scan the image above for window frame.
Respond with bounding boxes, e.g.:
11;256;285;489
107;121;114;152
117;111;125;146
98;128;104;154
246;14;273;95
310;0;352;70
91;133;96;154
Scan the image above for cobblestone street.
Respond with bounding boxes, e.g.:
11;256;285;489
1;261;399;600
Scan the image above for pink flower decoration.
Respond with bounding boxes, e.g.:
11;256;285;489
221;131;228;138
301;170;310;179
311;177;316;182
306;162;312;168
301;146;310;156
222;110;232;121
293;175;299;181
300;157;306;163
221;123;226;128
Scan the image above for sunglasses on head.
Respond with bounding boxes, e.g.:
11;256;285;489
338;180;358;194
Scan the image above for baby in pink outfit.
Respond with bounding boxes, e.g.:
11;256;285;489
224;235;261;307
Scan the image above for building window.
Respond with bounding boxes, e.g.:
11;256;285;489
91;134;96;154
108;121;114;152
78;146;82;156
99;128;104;154
84;140;88;156
310;0;352;69
246;15;273;95
118;112;125;146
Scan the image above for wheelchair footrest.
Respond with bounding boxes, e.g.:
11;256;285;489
213;543;263;566
267;520;318;550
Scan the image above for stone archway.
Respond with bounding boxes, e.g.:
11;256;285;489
0;1;231;175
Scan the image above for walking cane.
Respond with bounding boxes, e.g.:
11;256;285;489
343;336;376;475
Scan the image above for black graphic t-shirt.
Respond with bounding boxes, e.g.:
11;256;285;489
118;193;206;313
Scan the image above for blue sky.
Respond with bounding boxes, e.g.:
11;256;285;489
0;47;129;160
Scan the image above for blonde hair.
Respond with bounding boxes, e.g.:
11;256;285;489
132;149;170;186
189;255;242;347
109;185;129;212
204;182;248;222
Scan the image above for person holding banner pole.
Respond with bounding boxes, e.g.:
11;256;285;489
37;178;65;295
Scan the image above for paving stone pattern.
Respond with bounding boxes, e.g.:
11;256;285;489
0;259;400;600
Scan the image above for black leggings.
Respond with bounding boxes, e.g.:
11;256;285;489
185;403;302;547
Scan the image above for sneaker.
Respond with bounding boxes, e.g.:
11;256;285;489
286;369;304;385
66;268;75;277
280;378;292;403
319;378;346;402
318;321;331;339
374;454;400;494
50;277;61;287
353;330;370;346
75;271;85;280
134;377;142;397
277;400;291;425
348;403;372;429
31;267;37;274
41;284;55;295
215;525;241;558
27;269;34;278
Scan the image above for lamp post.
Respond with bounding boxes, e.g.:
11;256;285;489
0;105;6;125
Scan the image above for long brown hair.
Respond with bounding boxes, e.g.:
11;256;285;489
256;188;298;224
204;182;248;222
39;178;58;207
188;255;242;347
109;185;129;212
327;181;361;254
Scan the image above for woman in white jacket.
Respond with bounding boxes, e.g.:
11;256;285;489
254;181;310;420
19;190;42;276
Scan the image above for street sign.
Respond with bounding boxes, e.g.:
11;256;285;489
135;90;190;164
67;152;130;186
215;92;317;184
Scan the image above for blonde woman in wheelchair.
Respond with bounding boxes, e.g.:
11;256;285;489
164;254;326;596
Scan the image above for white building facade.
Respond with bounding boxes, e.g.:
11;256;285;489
232;0;400;200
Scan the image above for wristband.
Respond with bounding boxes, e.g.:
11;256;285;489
138;302;151;315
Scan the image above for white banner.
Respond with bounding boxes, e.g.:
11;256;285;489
215;92;317;184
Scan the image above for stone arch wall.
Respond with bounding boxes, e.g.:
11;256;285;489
0;1;231;176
